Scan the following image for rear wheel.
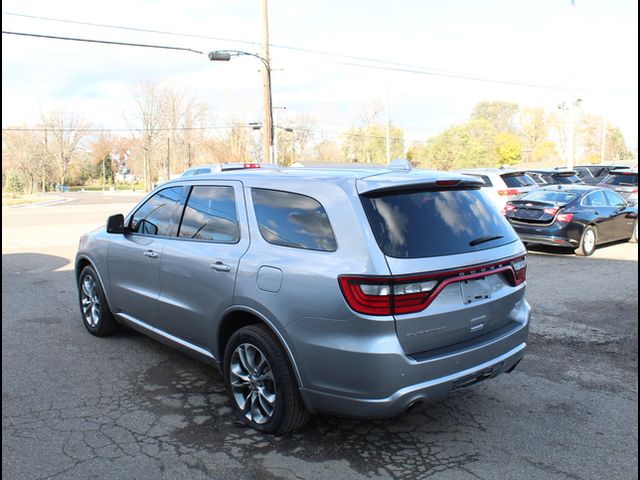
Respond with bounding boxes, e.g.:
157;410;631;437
224;325;310;434
78;265;118;336
575;226;597;256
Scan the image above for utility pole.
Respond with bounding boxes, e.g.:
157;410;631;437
166;137;171;181
261;0;274;164
43;129;48;192
385;83;391;164
600;120;606;164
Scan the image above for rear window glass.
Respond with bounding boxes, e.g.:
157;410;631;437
553;174;583;184
602;173;638;186
521;189;578;205
463;174;493;187
361;188;518;258
179;186;239;243
502;174;536;187
252;189;337;252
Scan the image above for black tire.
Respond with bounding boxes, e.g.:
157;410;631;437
629;221;638;244
575;225;597;256
223;325;310;434
77;265;119;336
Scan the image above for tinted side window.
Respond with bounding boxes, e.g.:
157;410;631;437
251;189;337;252
179;186;239;243
603;189;627;206
582;191;606;207
131;187;185;236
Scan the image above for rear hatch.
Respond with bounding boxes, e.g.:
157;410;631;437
354;175;525;355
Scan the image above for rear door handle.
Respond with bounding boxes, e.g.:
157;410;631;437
143;250;159;258
210;261;231;272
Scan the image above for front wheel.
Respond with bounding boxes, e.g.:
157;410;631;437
78;265;119;336
224;325;310;434
575;226;597;256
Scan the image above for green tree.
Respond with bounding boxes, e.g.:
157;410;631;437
342;123;404;164
495;131;522;165
471;101;519;132
5;172;23;194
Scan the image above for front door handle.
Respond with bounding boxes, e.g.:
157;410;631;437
211;261;231;272
143;250;159;259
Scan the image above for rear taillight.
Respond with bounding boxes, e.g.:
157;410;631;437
339;256;527;316
242;163;261;169
338;277;437;316
543;207;559;215
512;256;527;285
498;189;519;196
556;213;574;223
502;204;516;215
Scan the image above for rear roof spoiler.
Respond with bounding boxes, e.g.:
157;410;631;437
357;171;484;195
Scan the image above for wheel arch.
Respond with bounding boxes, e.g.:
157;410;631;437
217;306;304;390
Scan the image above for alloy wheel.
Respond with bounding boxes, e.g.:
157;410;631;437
81;274;101;328
229;343;276;424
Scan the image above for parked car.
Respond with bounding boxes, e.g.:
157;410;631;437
598;168;638;205
561;164;630;185
457;168;538;210
504;185;638;256
181;163;275;176
517;169;585;186
76;165;531;433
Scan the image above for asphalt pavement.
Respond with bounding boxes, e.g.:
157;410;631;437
2;191;638;480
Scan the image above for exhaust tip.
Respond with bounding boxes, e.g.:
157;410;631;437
506;359;522;374
403;400;424;416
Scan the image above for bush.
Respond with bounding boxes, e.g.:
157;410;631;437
5;172;23;194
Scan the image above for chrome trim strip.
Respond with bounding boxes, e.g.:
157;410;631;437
115;312;216;361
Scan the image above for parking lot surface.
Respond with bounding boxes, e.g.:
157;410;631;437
2;192;638;480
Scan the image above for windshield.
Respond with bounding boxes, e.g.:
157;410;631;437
361;188;518;258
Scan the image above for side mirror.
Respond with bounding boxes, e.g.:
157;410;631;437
106;214;125;234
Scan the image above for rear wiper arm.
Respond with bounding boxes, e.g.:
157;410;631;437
469;235;504;247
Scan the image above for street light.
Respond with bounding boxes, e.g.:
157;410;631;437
209;50;274;164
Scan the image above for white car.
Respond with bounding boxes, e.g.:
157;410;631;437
457;168;538;210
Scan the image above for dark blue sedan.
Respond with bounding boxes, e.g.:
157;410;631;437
504;185;638;256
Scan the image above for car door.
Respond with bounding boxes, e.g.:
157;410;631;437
108;186;187;325
602;189;636;240
581;190;616;243
156;181;250;348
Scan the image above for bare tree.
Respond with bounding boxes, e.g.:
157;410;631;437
128;82;166;191
40;109;89;187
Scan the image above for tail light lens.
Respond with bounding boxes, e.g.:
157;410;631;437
242;163;261;169
556;213;574;223
498;189;519;196
543;207;559;215
339;256;527;316
512;256;527;285
502;204;516;215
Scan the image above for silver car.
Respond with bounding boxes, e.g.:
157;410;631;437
76;165;531;433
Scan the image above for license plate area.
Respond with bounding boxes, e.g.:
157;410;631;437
460;277;491;305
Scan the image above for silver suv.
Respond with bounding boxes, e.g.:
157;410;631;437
76;166;531;433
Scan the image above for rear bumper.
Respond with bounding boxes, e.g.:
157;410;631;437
512;223;582;247
296;299;531;418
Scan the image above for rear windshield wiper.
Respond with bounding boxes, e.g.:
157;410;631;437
469;235;504;247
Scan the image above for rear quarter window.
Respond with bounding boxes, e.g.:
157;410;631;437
361;188;518;258
251;189;337;252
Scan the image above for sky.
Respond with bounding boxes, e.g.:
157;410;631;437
2;0;638;151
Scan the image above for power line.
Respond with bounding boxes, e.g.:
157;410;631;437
1;31;204;54
1;11;576;90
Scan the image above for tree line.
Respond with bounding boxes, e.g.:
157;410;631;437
2;91;633;194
